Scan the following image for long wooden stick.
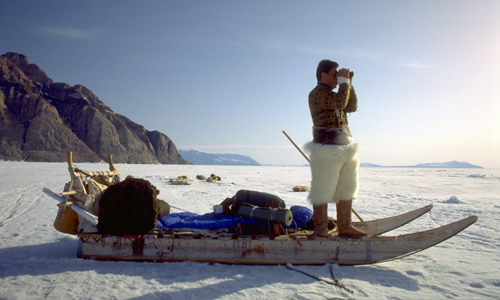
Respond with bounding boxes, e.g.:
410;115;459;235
282;130;310;163
282;130;364;222
107;154;116;171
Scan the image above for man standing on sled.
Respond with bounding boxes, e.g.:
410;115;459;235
305;59;366;238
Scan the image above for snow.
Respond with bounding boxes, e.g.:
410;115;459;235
442;196;465;204
1;162;499;299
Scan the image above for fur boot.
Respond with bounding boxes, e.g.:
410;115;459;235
336;200;366;238
312;204;329;237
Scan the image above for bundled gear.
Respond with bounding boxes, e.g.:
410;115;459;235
238;204;292;226
98;177;159;235
53;201;79;234
219;190;290;235
220;189;286;217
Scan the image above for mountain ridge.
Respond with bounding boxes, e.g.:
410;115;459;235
360;160;483;169
178;149;260;166
0;52;190;164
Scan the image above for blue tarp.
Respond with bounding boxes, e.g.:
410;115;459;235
159;212;241;229
158;205;312;229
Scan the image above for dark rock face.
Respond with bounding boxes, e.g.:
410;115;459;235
2;52;52;85
147;130;186;164
0;52;191;164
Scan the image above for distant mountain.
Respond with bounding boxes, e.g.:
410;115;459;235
411;161;483;169
359;163;383;168
179;149;261;166
360;161;483;169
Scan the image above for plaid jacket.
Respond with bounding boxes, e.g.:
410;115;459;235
308;83;357;128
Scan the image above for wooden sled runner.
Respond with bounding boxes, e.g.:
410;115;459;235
46;152;477;265
75;215;476;265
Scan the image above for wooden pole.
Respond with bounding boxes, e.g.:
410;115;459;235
351;209;364;223
282;130;364;222
107;154;116;171
282;130;310;163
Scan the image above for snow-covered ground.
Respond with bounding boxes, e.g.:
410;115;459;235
0;161;499;299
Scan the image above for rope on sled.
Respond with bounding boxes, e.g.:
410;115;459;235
266;208;286;235
287;292;347;300
285;264;354;295
329;264;353;294
70;165;94;176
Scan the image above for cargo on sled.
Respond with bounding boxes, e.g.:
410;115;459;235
44;152;477;266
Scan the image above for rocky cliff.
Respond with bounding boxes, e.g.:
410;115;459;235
0;52;191;164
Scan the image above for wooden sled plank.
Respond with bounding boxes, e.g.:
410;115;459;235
288;204;433;238
66;151;121;180
338;215;477;265
76;215;477;265
354;204;433;236
71;170;122;178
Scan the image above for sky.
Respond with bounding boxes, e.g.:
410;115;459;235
1;0;499;168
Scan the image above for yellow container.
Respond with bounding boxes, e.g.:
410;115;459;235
53;202;79;234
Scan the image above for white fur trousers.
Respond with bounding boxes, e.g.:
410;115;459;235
305;142;360;205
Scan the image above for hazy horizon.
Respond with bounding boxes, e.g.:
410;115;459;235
177;149;487;168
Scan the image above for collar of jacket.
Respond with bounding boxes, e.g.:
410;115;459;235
318;82;333;89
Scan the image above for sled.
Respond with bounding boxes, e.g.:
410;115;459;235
348;204;432;236
46;151;477;265
75;215;476;265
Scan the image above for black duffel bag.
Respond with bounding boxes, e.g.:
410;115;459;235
220;189;286;217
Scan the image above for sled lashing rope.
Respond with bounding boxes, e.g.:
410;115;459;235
285;264;354;295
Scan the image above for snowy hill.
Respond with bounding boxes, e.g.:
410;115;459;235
360;160;483;169
179;149;261;166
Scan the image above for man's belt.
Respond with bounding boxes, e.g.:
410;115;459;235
312;126;353;145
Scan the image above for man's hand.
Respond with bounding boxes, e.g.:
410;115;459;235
338;68;350;78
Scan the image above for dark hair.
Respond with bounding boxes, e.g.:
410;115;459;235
316;59;339;82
